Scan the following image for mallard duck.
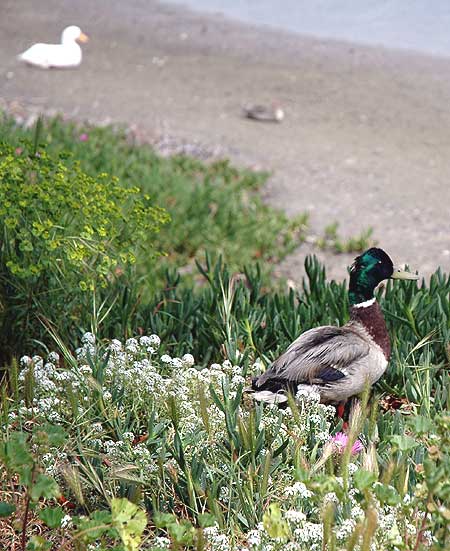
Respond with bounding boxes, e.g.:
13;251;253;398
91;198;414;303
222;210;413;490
251;248;418;405
18;26;89;69
243;103;284;122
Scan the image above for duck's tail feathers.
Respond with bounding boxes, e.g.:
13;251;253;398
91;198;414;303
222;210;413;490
244;388;289;405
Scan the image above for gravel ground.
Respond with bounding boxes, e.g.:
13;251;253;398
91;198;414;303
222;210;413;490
1;0;450;281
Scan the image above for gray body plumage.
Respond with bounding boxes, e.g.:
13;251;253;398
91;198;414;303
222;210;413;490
252;320;388;405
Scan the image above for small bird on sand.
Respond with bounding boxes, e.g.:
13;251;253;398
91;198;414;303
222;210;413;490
18;26;89;69
242;103;284;122
250;248;418;406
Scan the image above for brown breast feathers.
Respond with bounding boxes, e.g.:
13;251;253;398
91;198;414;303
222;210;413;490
349;301;391;360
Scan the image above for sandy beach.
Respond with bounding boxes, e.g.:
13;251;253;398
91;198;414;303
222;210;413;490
1;0;450;280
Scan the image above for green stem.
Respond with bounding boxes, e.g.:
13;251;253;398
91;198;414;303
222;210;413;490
21;465;36;551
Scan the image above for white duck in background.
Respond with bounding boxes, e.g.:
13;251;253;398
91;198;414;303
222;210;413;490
18;26;89;69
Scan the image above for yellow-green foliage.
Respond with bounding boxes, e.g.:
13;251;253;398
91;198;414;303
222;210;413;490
0;143;168;288
0;142;168;360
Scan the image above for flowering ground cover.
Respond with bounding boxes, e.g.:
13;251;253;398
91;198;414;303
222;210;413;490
1;115;450;550
0;113;307;292
2;322;450;550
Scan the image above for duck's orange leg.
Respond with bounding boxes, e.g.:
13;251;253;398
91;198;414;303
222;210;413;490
336;401;349;430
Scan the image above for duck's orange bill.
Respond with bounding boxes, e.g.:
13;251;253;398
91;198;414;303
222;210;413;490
78;32;89;43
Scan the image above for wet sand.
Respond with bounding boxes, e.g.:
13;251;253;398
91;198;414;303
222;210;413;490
1;0;450;280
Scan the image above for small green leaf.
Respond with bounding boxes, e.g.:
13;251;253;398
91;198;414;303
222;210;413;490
153;511;177;529
111;497;147;551
39;506;65;528
30;474;60;501
263;503;290;540
167;520;195;545
353;470;377;492
390;435;418;452
2;432;33;471
408;415;433;435
42;424;67;447
374;484;401;506
74;510;113;542
198;512;216;528
0;501;16;517
26;535;52;551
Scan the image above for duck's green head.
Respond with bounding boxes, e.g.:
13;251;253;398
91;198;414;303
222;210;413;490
349;248;418;305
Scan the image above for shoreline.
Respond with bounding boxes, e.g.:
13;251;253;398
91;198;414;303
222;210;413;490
2;0;450;280
165;0;450;63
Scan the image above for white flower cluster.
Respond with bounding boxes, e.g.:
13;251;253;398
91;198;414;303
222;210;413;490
204;525;232;551
12;332;429;551
14;333;252;484
284;482;313;499
17;352;74;423
259;396;334;454
235;459;427;551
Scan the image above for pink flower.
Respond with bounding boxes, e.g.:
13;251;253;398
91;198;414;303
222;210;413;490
15;147;23;155
79;133;89;142
331;432;363;455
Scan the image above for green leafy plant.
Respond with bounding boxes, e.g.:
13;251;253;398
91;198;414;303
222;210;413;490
0;425;65;551
316;222;375;254
0;422;149;551
262;503;290;540
2;113;450;551
0;138;168;361
71;498;147;551
0;113;308;290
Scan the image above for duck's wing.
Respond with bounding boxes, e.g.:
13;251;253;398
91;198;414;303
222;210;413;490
243;105;273;120
254;325;370;390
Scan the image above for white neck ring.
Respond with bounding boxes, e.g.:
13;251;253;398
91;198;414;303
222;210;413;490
353;297;376;309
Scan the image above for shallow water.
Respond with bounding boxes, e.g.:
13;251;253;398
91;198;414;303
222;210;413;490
165;0;450;57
